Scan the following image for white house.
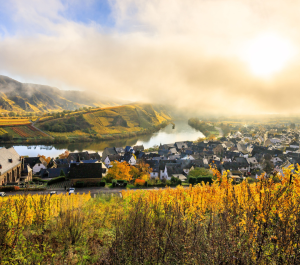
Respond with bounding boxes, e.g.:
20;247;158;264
271;157;283;164
32;163;47;174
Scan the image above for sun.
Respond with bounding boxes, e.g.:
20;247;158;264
241;33;295;77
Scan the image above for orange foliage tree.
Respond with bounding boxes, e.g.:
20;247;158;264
59;150;70;159
38;154;51;165
129;161;152;181
106;161;132;182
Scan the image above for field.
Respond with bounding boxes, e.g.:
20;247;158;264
1;167;300;264
2;125;50;138
0;118;31;126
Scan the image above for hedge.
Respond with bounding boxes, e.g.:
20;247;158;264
47;176;66;186
189;176;213;185
112;180;127;188
0;186;20;191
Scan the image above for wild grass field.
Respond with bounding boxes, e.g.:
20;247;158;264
1;167;300;264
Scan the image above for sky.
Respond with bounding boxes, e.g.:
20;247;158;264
1;0;300;115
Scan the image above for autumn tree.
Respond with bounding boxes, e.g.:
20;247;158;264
59;150;70;159
106;161;132;182
130;161;152;181
38;154;51;165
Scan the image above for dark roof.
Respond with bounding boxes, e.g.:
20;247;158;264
24;157;43;168
234;157;249;167
175;142;189;150
123;153;134;163
68;151;100;162
145;159;159;172
55;159;68;165
166;164;182;176
115;147;125;153
125;146;132;153
158;149;169;156
102;148;117;162
69;163;102;179
107;154;121;163
70;160;99;164
159;160;176;170
133;145;144;151
40;167;70;178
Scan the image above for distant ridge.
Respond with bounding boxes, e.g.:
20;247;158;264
0;75;126;113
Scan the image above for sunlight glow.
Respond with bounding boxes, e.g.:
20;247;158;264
242;33;295;77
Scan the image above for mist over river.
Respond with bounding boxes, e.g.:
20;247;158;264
1;121;205;157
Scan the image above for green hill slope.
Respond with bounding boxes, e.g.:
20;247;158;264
36;103;172;139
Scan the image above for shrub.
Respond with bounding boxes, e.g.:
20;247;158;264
47;176;66;186
0;186;15;191
189;177;196;185
246;177;256;183
74;181;85;188
196;177;213;185
135;179;146;186
99;181;106;187
112;180;127;188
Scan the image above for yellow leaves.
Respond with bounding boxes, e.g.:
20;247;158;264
0;193;91;227
108;161;133;182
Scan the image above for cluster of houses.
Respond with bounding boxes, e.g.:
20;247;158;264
100;126;300;180
1;125;299;186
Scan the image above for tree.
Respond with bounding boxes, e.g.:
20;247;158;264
9;112;16;117
59;150;70;159
130;161;153;181
38;155;51;165
188;167;213;178
59;169;65;177
106;161;132;182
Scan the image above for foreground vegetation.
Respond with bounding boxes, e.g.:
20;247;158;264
1;166;300;264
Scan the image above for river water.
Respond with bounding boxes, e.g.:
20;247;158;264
1;120;205;157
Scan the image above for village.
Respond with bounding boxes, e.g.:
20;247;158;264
0;122;299;192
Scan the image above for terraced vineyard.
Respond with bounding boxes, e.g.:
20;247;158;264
0;118;31;126
0;128;8;135
3;125;50;138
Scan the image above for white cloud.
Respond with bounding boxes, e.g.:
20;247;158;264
1;0;300;115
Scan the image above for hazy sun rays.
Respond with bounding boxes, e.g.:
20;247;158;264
240;33;296;78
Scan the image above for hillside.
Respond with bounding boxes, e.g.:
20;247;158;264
0;75;125;113
36;103;171;139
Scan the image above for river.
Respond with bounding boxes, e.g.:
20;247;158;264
1;120;205;157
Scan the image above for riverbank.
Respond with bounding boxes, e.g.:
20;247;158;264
0;121;170;145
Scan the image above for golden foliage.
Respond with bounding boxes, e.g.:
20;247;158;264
107;161;133;181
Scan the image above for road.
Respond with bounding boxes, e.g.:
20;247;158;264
2;186;178;197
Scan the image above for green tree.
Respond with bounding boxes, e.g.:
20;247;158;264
60;169;66;177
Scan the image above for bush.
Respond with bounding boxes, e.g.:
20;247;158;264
47;176;66;186
33;177;48;183
135;179;146;186
112;180;127;188
74;181;85;188
0;186;16;191
99;181;106;187
171;176;182;185
246;177;256;183
189;177;197;185
196;177;213;185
